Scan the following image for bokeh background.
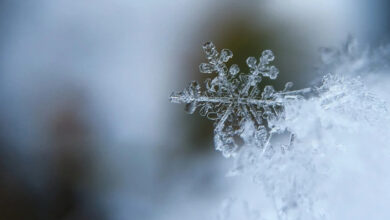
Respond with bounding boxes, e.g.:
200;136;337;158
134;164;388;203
0;0;389;219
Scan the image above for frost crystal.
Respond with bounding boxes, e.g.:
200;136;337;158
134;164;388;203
170;42;311;157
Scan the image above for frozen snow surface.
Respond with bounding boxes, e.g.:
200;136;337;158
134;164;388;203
171;40;390;220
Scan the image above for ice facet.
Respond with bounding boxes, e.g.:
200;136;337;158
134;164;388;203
262;85;275;99
268;66;279;79
202;42;218;59
220;49;233;62
261;49;275;63
199;63;214;73
229;64;240;76
246;57;257;70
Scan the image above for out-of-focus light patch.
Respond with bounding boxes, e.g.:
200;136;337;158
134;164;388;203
260;0;379;45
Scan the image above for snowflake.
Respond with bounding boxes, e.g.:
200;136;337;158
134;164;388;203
170;42;311;157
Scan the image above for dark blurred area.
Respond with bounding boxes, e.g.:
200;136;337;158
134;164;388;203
0;1;389;219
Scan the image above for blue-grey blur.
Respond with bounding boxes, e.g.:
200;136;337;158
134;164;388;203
0;0;389;219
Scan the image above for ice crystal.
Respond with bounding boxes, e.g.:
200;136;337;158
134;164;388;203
170;42;311;157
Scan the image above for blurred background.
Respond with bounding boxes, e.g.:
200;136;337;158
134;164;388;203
0;0;389;219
